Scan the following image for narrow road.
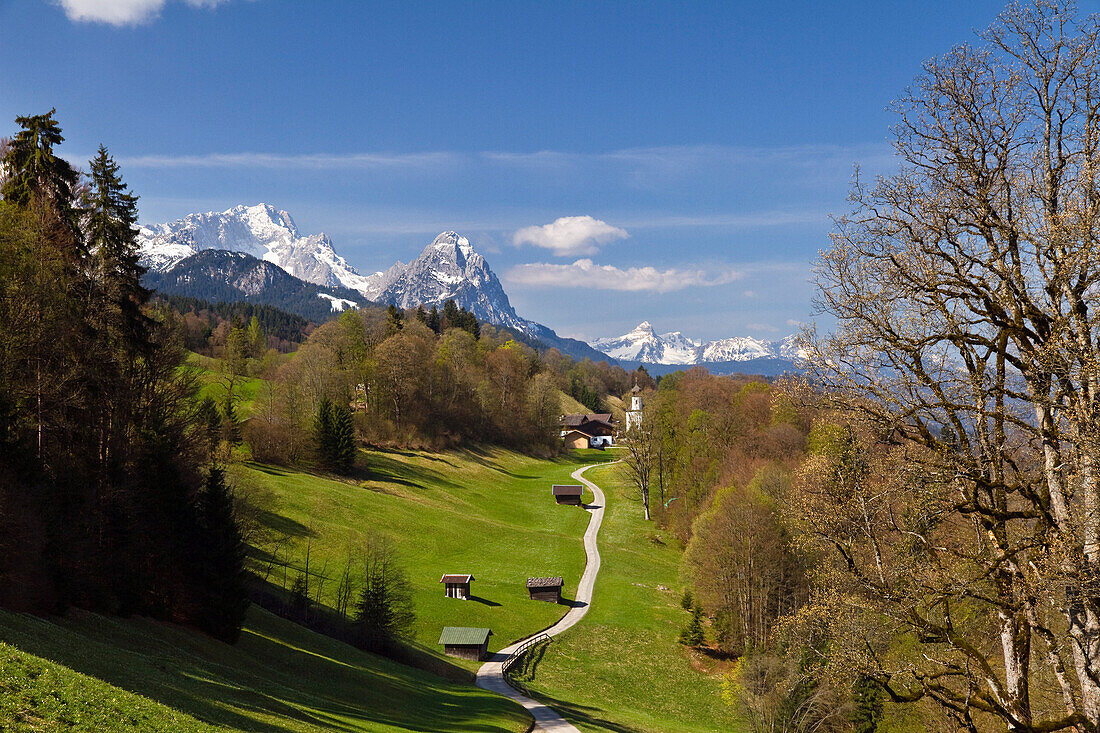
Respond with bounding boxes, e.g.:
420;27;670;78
475;461;612;732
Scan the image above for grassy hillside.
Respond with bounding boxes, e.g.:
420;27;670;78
237;447;614;666
558;389;590;415
521;460;743;733
0;605;530;732
184;353;267;416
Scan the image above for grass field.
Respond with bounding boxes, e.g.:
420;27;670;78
0;605;530;733
521;459;743;733
236;447;615;666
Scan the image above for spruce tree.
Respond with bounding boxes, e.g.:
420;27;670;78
331;402;356;474
426;305;441;334
221;395;242;449
679;604;705;646
1;110;81;236
86;145;149;347
385;304;403;335
194;467;250;643
314;396;335;468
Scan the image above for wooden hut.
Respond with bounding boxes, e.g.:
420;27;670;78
438;627;492;661
440;574;474;600
562;429;591;450
552;484;584;506
526;576;563;603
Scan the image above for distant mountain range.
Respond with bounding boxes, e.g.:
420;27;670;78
591;321;803;376
137;204;606;361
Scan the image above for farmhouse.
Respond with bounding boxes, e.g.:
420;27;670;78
559;413;616;448
440;573;473;600
526;576;564;603
552;484;584;506
437;627;492;661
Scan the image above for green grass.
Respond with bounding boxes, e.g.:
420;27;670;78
0;605;530;732
237;447;614;667
183;353;266;416
521;459;744;733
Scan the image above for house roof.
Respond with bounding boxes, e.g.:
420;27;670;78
560;413;615;428
526;576;564;588
440;574;473;584
437;627;492;646
552;485;583;496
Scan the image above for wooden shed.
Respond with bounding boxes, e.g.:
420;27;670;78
440;574;474;600
438;626;492;661
552;484;584;506
562;430;591;450
526;576;564;603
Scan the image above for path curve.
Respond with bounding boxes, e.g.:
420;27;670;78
475;461;613;732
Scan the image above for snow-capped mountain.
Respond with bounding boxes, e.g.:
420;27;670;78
358;231;529;332
139;205;608;361
138;203;377;293
592;322;802;366
592;322;700;365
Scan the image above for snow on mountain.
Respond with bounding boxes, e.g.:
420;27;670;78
364;231;531;332
138;203;378;293
700;336;775;362
317;293;357;312
592;321;700;364
592;322;802;365
139;205;609;360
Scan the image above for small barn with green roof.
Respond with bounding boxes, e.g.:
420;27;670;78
438;626;493;661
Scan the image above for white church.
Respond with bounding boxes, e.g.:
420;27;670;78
626;384;643;431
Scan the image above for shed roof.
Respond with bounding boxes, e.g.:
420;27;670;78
437;627;492;646
440;574;473;584
552;485;583;496
526;576;564;588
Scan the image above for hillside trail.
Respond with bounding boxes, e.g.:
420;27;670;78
475;460;616;732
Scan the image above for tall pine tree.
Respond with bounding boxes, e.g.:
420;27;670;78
1;109;81;240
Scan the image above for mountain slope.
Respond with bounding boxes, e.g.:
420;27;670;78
143;250;363;322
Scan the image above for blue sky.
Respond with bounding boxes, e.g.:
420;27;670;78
0;0;1015;342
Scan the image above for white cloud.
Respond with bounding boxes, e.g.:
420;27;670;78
56;0;227;26
511;216;628;256
118;151;457;169
504;259;741;294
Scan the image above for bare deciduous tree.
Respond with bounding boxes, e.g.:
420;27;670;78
798;2;1100;730
624;422;656;520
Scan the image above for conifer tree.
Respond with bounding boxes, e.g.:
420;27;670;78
194;467;250;643
679;603;705;646
221;395;242;449
313;396;335;467
1;110;81;236
331;402;356;474
426;304;441;334
385;304;403;335
86;145;149;347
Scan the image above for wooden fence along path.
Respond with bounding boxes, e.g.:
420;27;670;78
474;461;613;732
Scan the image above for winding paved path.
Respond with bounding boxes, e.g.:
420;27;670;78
475;461;612;732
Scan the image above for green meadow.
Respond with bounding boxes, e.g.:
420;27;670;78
521;460;743;733
236;446;614;665
0;605;530;732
